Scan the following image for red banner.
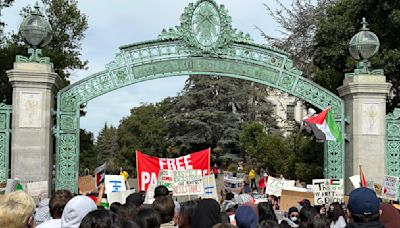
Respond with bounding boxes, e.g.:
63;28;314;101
136;149;211;191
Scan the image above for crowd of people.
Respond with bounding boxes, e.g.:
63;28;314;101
0;183;399;228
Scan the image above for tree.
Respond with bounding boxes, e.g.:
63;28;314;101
79;129;97;172
0;0;88;104
313;0;400;111
96;123;119;164
0;0;14;41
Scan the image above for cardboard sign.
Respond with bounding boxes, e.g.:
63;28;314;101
313;179;344;205
144;182;157;204
265;177;295;196
201;174;218;201
383;175;399;201
78;175;96;193
172;169;203;196
280;189;314;211
158;170;174;191
349;175;361;189
105;175;126;195
108;189;136;205
136;149;210;191
27;181;48;198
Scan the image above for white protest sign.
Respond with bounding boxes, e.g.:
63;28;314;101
349;175;361;189
201;174;218;201
383;175;399;201
312;179;344;205
265;177;295;196
172;169;203;196
5;179;18;193
105;175;126;195
27;181;48;198
144;182;157;204
158;170;174;191
108;189;136;205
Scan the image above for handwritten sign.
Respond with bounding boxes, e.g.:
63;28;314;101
265;177;295;196
105;175;126;195
201;175;218;201
78;175;96;193
172;170;203;196
383;175;399;201
108;189;136;205
27;181;48;198
312;179;344;205
158;170;174;191
144;182;157;204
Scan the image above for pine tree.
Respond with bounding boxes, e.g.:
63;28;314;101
96;124;119;164
79;129;97;172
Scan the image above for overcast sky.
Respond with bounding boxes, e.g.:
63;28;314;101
2;0;287;136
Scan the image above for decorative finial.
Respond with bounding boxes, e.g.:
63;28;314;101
360;17;369;31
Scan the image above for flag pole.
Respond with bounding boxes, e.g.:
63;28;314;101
136;150;140;191
208;147;211;175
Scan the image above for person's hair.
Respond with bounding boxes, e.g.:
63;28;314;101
152;195;175;223
351;213;380;223
258;202;278;223
312;214;330;228
0;191;36;228
328;202;344;223
49;189;73;219
225;192;234;201
126;192;145;207
154;185;169;198
110;202;123;214
117;204;137;222
80;209;123;228
300;206;318;228
257;220;280;228
134;207;161;228
213;223;236;228
179;199;199;228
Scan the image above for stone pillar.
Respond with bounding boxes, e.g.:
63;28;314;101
7;62;60;192
338;74;391;194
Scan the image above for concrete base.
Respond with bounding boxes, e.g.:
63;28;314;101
338;74;391;194
7;62;60;192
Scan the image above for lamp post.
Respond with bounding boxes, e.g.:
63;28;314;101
348;17;380;74
16;1;52;64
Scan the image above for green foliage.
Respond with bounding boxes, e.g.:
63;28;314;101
79;129;97;172
96;123;119;164
313;0;400;111
0;0;88;104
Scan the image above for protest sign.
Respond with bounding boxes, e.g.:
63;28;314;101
78;175;96;193
312;179;344;205
223;172;245;193
201;174;218;201
265;177;295;196
349;175;361;189
158;170;174;191
136;149;210;191
107;189;136;205
172;169;203;196
280;189;314;211
5;179;18;193
144;182;157;204
95;163;106;187
383;175;399;201
105;175;126;195
27;181;48;198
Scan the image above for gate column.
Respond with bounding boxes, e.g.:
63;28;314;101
338;73;391;193
7;62;60;191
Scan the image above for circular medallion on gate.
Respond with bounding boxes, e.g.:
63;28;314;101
192;1;221;48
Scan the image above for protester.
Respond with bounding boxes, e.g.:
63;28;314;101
37;189;74;228
346;187;384;228
178;199;199;228
313;214;330;228
221;192;235;212
328;202;346;228
213;223;236;228
235;204;259;228
280;207;300;228
0;191;36;228
191;198;222;228
299;206;318;228
35;198;51;225
249;168;257;189
79;209;123;228
61;195;97;228
134;207;161;228
380;202;400;228
257;202;278;223
126;192;145;207
257;220;280;228
152;195;176;227
154;185;170;198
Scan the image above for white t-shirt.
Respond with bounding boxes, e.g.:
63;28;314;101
330;216;346;228
37;219;61;228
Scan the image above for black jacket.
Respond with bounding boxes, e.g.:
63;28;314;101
346;221;385;228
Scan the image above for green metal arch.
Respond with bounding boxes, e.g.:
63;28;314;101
54;0;345;192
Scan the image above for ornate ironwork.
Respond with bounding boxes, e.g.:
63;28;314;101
0;103;11;184
55;0;345;192
386;108;400;178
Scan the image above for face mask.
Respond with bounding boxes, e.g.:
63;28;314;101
290;216;298;222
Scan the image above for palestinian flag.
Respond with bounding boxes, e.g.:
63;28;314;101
304;108;342;142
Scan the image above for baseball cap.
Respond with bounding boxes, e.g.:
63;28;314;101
348;187;380;215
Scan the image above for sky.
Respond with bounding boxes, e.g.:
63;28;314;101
2;0;286;136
